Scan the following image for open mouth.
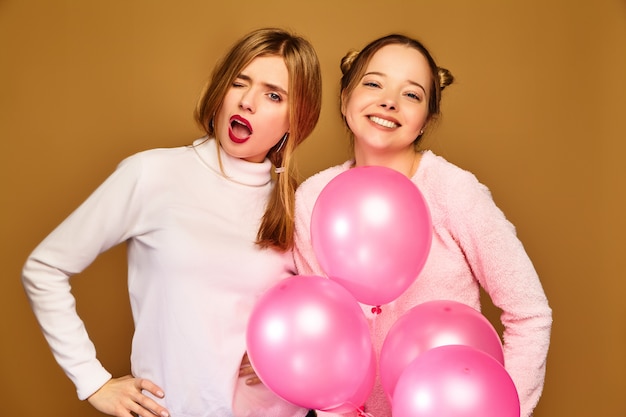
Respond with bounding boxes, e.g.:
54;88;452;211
229;115;252;143
369;116;399;129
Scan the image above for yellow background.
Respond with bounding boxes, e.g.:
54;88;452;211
2;1;625;415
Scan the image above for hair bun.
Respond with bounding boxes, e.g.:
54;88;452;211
437;67;454;90
340;50;360;75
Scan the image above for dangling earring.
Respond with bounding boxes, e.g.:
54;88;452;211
273;133;289;174
275;132;289;153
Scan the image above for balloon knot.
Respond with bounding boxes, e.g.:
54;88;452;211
371;305;382;314
357;408;374;417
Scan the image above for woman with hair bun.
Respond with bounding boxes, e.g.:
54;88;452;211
294;34;552;417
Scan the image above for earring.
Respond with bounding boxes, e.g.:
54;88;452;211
275;133;288;153
209;112;216;131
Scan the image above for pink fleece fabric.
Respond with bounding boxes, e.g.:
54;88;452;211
294;151;552;417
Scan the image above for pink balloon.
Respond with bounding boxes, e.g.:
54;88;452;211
320;342;376;414
392;345;520;417
246;275;374;411
380;300;504;400
311;166;432;306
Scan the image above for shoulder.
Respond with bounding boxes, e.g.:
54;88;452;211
418;151;493;210
97;144;194;198
420;151;481;186
121;144;191;167
114;144;193;179
297;161;352;197
420;151;487;191
296;161;352;212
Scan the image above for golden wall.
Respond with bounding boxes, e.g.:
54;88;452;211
2;1;625;415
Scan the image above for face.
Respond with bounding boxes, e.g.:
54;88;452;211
215;56;290;163
342;44;431;156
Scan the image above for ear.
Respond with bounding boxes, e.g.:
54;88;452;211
340;91;348;117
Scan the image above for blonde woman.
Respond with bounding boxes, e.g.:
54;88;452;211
23;28;322;417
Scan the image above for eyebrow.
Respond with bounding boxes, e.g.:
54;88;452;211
237;73;289;96
364;71;426;94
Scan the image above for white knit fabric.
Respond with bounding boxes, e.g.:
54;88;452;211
22;138;307;417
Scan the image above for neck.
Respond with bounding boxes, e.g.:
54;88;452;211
354;146;421;178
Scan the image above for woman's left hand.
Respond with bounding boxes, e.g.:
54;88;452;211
239;352;261;385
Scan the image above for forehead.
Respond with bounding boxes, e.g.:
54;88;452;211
366;44;431;83
240;55;289;88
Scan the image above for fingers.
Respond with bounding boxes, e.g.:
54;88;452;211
239;363;255;376
239;352;262;385
239;352;252;378
134;378;169;417
239;365;261;385
245;375;262;385
241;352;252;366
137;378;166;400
87;375;170;417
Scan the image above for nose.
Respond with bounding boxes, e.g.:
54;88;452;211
379;97;397;111
239;90;256;113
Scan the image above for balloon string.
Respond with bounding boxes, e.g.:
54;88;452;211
370;305;381;339
357;306;380;417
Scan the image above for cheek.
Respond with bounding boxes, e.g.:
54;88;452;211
343;110;356;131
274;108;290;131
215;109;231;134
412;108;429;128
343;100;359;123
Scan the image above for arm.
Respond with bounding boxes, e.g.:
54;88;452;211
294;174;360;417
21;154;169;417
450;178;552;417
294;176;329;277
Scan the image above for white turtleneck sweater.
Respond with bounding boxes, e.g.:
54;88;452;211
22;138;307;417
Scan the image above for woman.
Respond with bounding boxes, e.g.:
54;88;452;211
294;34;552;417
22;28;322;417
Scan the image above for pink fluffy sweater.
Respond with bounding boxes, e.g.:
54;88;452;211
294;151;552;417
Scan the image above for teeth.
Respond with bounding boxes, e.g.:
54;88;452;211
369;116;398;128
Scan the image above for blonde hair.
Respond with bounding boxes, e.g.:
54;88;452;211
340;34;454;143
194;28;322;250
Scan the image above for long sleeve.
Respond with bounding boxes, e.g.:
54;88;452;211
294;163;350;278
294;163;360;417
293;180;323;278
21;155;147;399
437;168;552;417
23;139;306;416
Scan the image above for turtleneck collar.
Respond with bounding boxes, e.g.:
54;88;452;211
192;137;273;187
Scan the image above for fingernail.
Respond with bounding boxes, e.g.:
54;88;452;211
157;390;165;397
161;411;170;417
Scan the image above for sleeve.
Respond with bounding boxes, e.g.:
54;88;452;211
294;172;362;417
21;154;148;400
293;179;327;278
447;174;552;417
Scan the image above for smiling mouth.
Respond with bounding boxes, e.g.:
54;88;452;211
369;116;399;128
